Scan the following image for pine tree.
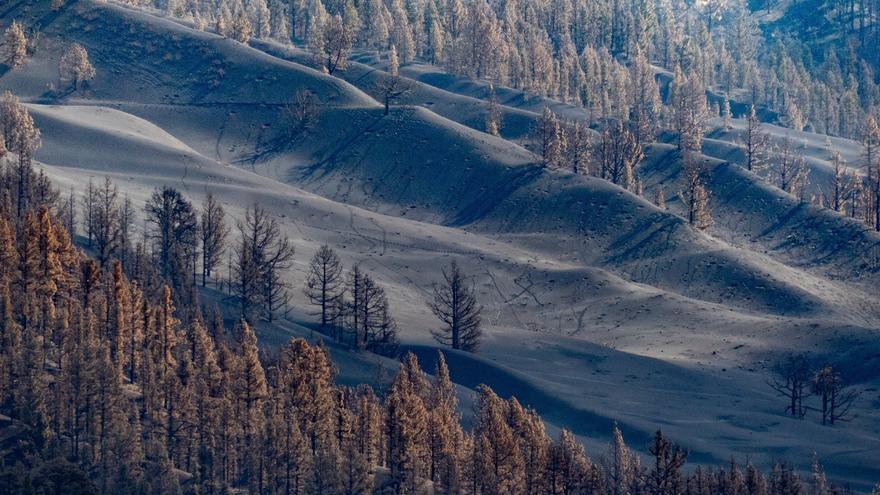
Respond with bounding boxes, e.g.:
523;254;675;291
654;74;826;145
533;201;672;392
3;97;41;217
59;43;96;91
862;116;880;230
234;203;294;323
566;121;592;175
428;260;482;352
647;430;687;495
829;151;847;213
549;429;592;494
319;14;354;75
473;385;524;494
681;155;712;230
776;137;809;199
535;107;566;169
508;398;549;494
4;21;27;69
338;390;373;494
234;320;268;487
216;4;232;37
670;67;708;153
606;424;635;495
722;98;732;131
277;338;337;488
428;352;463;491
376;45;414;115
304;245;344;330
592;121;644;189
145;187;198;291
199;192;228;287
744;105;771;174
486;84;502;136
808;455;829;495
386;353;430;492
93;177;121;268
232;8;254;43
630;46;661;146
654;185;666;209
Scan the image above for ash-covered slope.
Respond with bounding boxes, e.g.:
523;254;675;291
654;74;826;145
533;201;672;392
7;0;851;320
4;0;880;487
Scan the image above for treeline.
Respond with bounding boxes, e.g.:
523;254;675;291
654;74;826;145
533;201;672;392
1;160;877;495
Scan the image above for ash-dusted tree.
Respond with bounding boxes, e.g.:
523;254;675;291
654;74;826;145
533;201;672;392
680;155;712;230
284;89;320;134
669;66;708;153
535;107;566;169
231;8;253;43
863;116;880;231
376;45;413;115
743;105;770;174
199;193;228;287
775;137;809;199
485;84;502;137
647;430;687;495
4;21;27;69
428;260;482;352
768;353;812;418
605;424;637;495
629;46;661;147
318;14;353;75
654;186;666;209
345;264;397;354
59;43;96;91
828;151;847;213
234;204;295;323
722;98;732;131
81;178;96;247
811;365;859;426
304;245;344;329
0;92;41;217
565;121;591;175
592;121;643;190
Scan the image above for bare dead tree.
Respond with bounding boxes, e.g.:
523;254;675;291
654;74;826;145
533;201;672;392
375;45;413;116
284;89;320;134
811;365;860;426
320;14;353;75
768;353;812;418
200;193;229;287
304;245;344;329
234;204;294;323
428;260;482;352
93;177;121;268
346;265;391;350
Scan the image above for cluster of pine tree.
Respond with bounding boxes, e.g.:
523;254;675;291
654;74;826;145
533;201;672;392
124;0;880;141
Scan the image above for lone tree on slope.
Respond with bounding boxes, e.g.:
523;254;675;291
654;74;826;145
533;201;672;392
304;244;345;329
768;353;812;418
59;43;96;91
375;45;412;115
811;364;860;426
4;21;27;69
428;260;482;352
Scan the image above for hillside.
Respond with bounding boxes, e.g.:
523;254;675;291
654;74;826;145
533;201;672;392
1;0;880;490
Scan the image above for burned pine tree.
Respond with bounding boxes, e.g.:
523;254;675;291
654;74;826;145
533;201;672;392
428;260;482;352
768;353;812;418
